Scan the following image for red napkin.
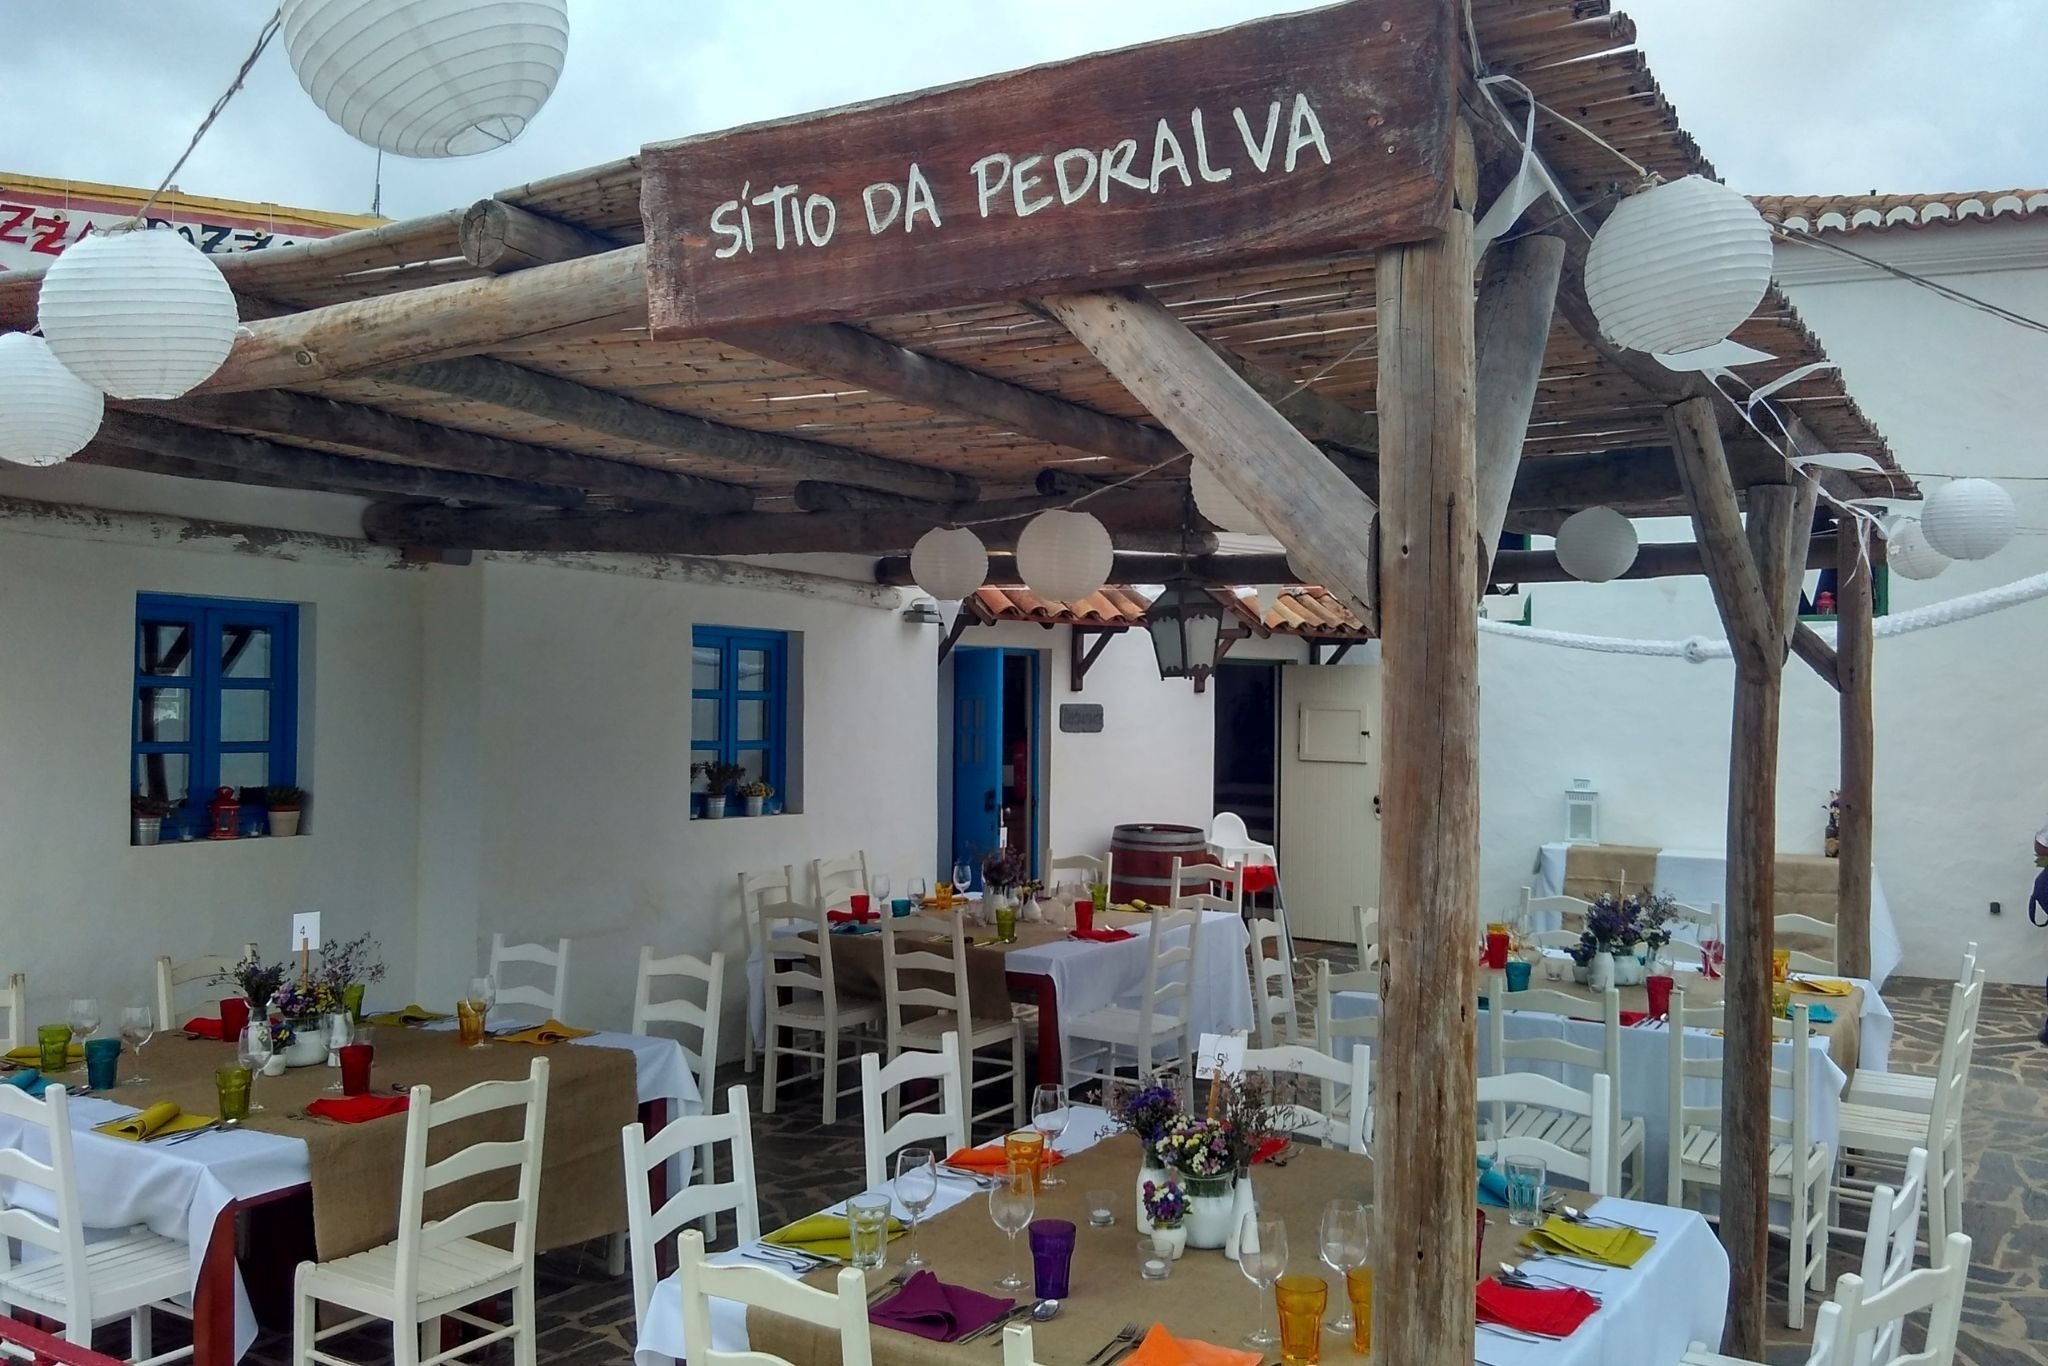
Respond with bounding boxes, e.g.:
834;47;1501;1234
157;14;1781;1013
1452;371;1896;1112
1252;1136;1290;1165
871;1270;1013;1342
1619;1010;1650;1028
306;1095;411;1124
182;1018;226;1040
1071;927;1135;942
1475;1279;1600;1337
827;907;878;925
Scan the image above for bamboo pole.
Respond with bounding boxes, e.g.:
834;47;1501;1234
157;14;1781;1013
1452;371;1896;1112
1836;525;1878;980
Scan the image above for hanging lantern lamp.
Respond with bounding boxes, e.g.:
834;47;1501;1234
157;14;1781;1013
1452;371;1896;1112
908;526;988;604
37;227;240;400
0;333;104;466
1918;478;2015;561
1883;517;1949;581
1584;175;1774;355
280;0;571;158
1015;510;1113;602
1553;506;1639;583
1146;580;1230;682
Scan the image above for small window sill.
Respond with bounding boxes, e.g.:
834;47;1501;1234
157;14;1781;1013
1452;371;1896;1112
131;831;312;849
690;811;800;822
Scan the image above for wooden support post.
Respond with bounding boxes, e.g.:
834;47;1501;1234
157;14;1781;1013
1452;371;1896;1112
1372;204;1479;1365
1472;233;1565;579
1069;628;1117;692
1836;524;1879;980
936;612;973;662
1791;624;1841;692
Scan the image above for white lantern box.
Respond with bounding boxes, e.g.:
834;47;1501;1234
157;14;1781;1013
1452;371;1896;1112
1919;478;2015;562
37;227;240;400
0;333;104;466
909;526;988;602
1553;507;1639;583
1015;510;1113;603
1584;175;1774;356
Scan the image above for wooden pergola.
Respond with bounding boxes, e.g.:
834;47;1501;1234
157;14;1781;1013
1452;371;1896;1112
1;1;1910;1356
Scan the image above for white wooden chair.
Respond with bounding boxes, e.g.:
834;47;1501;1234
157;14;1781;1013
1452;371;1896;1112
861;1032;969;1188
1248;905;1298;1048
877;915;1025;1130
633;946;724;1109
1169;856;1242;915
1774;914;1838;974
1846;948;1979;1114
0;971;24;1054
1668;993;1832;1328
1047;851;1112;897
759;901;880;1124
1484;973;1646;1198
1528;931;1586;952
487;934;570;1022
1352;906;1378;964
1682;1232;1972;1366
0;1083;194;1365
810;852;871;913
1853;1147;1929;1366
1061;907;1201;1095
1834;971;1980;1267
1520;886;1593;932
677;1228;873;1366
621;1083;760;1336
1478;1072;1614;1197
292;1058;549;1366
1242;1042;1370;1153
153;943;258;1031
739;865;807;1073
1314;957;1378;1061
1668;900;1723;942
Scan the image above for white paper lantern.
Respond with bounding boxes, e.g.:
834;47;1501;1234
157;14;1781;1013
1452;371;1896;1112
1883;518;1950;580
1553;506;1639;583
1584;175;1774;355
909;526;988;602
281;0;571;158
0;333;104;466
1015;510;1114;603
1919;478;2015;561
1191;458;1266;534
37;228;239;399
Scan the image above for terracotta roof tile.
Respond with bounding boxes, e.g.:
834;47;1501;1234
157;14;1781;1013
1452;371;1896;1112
1754;190;2048;237
969;585;1150;628
1214;586;1372;640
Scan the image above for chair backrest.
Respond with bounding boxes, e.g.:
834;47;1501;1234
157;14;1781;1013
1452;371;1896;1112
678;1227;873;1366
1249;908;1297;1047
861;1033;969;1188
395;1057;550;1304
740;865;802;961
1243;1042;1370;1153
1667;991;1813;1198
1520;886;1592;931
0;972;24;1055
154;943;259;1030
1483;973;1622;1141
1353;906;1378;963
1134;908;1202;1065
811;852;871;913
623;1083;759;1330
1315;957;1379;1056
1666;900;1723;942
760;901;842;1018
878;914;973;1051
1921;973;1982;1165
1657;938;1706;969
0;1083;90;1338
1208;811;1275;867
1805;1234;1972;1366
632;946;724;1105
1478;1071;1614;1196
1169;857;1242;916
1047;851;1112;894
1856;1146;1929;1366
1775;913;1838;974
488;934;570;1019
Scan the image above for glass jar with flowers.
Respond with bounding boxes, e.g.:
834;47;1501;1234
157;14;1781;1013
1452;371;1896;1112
1109;1078;1182;1231
981;849;1028;915
1575;891;1678;988
268;978;340;1066
1155;1114;1236;1247
1142;1178;1188;1260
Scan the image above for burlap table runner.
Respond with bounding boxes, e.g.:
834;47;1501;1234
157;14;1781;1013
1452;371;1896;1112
116;1028;636;1259
818;909;1152;1023
1558;847;1844;961
749;1136;1591;1366
1559;844;1661;901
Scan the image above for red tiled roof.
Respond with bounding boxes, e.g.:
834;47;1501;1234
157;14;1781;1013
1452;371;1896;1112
1216;587;1373;640
1754;190;2048;237
969;585;1150;628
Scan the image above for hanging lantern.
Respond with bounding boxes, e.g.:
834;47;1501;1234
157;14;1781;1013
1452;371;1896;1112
1919;478;2015;561
1191;459;1266;534
1553;507;1639;583
37;227;239;399
1883;518;1949;581
0;333;104;466
909;526;988;603
1146;580;1230;682
1584;175;1774;355
1015;510;1113;602
280;0;571;158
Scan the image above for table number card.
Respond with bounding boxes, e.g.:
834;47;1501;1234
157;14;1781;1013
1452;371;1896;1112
1197;1030;1248;1078
291;911;321;959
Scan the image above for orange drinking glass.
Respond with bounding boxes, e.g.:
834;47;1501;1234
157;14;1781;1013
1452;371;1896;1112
1772;948;1792;982
1274;1275;1328;1366
456;998;488;1047
1004;1130;1047;1191
1344;1266;1373;1354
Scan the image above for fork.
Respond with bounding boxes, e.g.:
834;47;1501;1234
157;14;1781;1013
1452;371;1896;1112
866;1270;910;1304
1085;1322;1140;1365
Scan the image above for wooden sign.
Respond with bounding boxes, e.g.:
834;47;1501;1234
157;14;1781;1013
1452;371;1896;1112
642;0;1454;337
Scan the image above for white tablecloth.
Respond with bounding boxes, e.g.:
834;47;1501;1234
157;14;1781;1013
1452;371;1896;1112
0;1028;701;1361
633;1104;1726;1366
1532;843;1902;988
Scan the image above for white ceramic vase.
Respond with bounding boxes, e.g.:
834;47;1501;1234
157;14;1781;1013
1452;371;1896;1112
1588;951;1615;993
1222;1167;1255;1261
1151;1226;1187;1260
280;1022;327;1067
1135;1160;1168;1234
1611;950;1644;987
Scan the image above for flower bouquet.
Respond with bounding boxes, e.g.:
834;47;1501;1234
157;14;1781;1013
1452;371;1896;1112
1142;1178;1188;1259
317;933;387;1021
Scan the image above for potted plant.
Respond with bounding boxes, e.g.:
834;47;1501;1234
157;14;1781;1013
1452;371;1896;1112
261;785;307;836
741;780;774;817
1143;1178;1188;1260
131;793;177;846
318;933;387;1021
698;761;746;819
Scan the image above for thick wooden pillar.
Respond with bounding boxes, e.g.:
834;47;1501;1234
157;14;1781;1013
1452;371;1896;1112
1372;207;1479;1362
1836;524;1878;980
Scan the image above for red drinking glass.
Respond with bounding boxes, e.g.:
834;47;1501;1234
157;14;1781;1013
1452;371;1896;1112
850;893;873;920
1484;930;1510;970
1075;900;1095;934
338;1043;374;1096
1645;974;1675;1020
219;996;251;1038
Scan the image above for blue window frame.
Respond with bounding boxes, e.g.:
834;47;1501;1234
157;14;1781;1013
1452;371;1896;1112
134;594;298;822
690;626;788;801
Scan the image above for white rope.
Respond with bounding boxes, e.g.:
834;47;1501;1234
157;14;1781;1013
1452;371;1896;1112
1479;567;2048;661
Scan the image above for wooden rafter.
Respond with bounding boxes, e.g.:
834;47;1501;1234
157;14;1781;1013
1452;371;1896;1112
1068;627;1119;692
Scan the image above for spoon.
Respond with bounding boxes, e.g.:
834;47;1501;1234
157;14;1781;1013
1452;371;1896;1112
1030;1299;1062;1322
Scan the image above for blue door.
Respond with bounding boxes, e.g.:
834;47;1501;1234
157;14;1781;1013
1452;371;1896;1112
951;646;1002;888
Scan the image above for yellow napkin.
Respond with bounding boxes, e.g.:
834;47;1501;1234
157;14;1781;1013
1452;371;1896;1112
764;1212;904;1259
365;1004;452;1026
1790;977;1853;997
1521;1216;1654;1268
5;1043;82;1067
495;1019;597;1045
93;1102;217;1142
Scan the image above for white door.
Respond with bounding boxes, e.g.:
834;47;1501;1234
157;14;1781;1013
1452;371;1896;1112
1277;658;1382;942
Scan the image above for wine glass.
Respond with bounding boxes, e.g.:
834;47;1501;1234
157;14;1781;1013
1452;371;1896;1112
1238;1213;1288;1348
463;975;497;1046
1319;1199;1370;1334
895;1147;938;1270
1031;1084;1069;1187
872;873;893;909
988;1168;1036;1291
953;861;975;895
322;1012;354;1090
908;875;929;906
119;1004;156;1085
237;1020;273;1114
67;997;101;1046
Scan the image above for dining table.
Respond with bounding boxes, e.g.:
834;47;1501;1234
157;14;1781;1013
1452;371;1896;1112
634;1105;1729;1366
0;1016;701;1365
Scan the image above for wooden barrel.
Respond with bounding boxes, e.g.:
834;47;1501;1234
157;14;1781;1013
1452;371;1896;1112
1110;823;1208;905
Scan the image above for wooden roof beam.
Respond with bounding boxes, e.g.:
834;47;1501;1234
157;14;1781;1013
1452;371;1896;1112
76;443;365;500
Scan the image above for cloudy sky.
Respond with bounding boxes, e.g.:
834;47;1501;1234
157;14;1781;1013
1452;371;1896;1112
3;1;2043;220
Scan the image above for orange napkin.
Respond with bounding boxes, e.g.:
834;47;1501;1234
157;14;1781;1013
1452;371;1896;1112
943;1145;1066;1173
1124;1324;1260;1366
